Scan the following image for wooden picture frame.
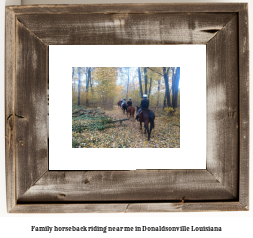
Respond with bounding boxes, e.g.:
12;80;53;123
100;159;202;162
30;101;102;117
5;3;249;213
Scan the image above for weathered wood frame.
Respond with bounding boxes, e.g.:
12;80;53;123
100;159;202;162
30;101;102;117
5;4;249;213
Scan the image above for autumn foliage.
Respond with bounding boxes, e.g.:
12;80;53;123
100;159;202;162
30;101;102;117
72;67;180;110
72;67;180;148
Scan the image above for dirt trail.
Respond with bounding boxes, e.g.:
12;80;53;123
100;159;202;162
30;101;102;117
102;105;180;148
73;105;180;148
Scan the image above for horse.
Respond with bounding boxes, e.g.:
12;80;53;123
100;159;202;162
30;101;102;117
127;105;135;119
136;106;155;140
117;100;122;108
122;103;127;114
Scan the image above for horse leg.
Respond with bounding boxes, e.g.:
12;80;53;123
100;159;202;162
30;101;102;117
144;124;150;140
148;124;151;140
140;122;142;130
144;123;147;134
144;124;149;136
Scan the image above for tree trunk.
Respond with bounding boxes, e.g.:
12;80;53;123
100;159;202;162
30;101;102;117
148;77;152;98
163;67;170;107
138;67;143;98
86;68;91;107
72;67;74;91
144;67;148;95
126;67;130;99
163;90;166;110
78;67;81;106
90;76;93;107
86;70;89;89
157;80;160;107
172;67;180;109
171;67;175;108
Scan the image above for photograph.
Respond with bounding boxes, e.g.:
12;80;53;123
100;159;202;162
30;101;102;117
72;67;180;148
3;1;250;220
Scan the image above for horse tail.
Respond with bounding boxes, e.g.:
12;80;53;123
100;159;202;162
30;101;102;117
149;111;155;129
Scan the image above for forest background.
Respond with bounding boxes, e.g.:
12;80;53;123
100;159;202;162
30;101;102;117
72;67;180;112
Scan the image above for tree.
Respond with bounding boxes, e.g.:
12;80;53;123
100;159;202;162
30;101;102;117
119;67;130;99
93;67;118;109
144;67;148;95
86;67;91;106
82;67;95;107
148;77;152;98
138;67;143;98
72;67;179;110
163;67;171;107
171;67;180;109
157;79;160;106
72;67;75;91
78;67;81;106
146;67;164;107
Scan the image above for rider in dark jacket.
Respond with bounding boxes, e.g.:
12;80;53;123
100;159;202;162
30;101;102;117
140;97;149;109
127;98;132;108
136;94;149;119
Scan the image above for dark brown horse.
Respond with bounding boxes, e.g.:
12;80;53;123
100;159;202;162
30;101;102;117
127;106;135;119
122;103;127;114
117;100;122;108
136;106;155;140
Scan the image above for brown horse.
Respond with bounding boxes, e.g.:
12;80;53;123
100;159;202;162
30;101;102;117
136;106;155;140
127;106;135;119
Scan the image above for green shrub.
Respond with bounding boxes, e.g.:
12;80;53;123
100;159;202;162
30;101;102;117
164;107;180;117
72;139;79;148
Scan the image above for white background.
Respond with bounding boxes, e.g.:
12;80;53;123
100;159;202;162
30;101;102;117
1;0;252;237
49;45;206;170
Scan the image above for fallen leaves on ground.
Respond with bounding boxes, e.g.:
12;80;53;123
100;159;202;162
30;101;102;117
72;106;180;148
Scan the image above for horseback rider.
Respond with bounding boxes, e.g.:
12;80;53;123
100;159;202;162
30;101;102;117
121;98;126;107
127;97;132;108
136;94;149;120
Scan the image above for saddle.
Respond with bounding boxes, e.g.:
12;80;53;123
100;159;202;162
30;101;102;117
136;108;149;121
140;108;149;114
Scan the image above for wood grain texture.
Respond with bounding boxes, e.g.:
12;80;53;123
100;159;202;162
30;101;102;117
10;202;247;213
18;170;236;202
5;3;249;213
5;7;16;212
206;16;239;198
238;4;249;208
15;20;48;200
7;3;246;15
16;13;236;45
125;202;248;212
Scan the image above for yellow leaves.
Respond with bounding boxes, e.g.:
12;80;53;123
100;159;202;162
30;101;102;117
73;105;180;148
